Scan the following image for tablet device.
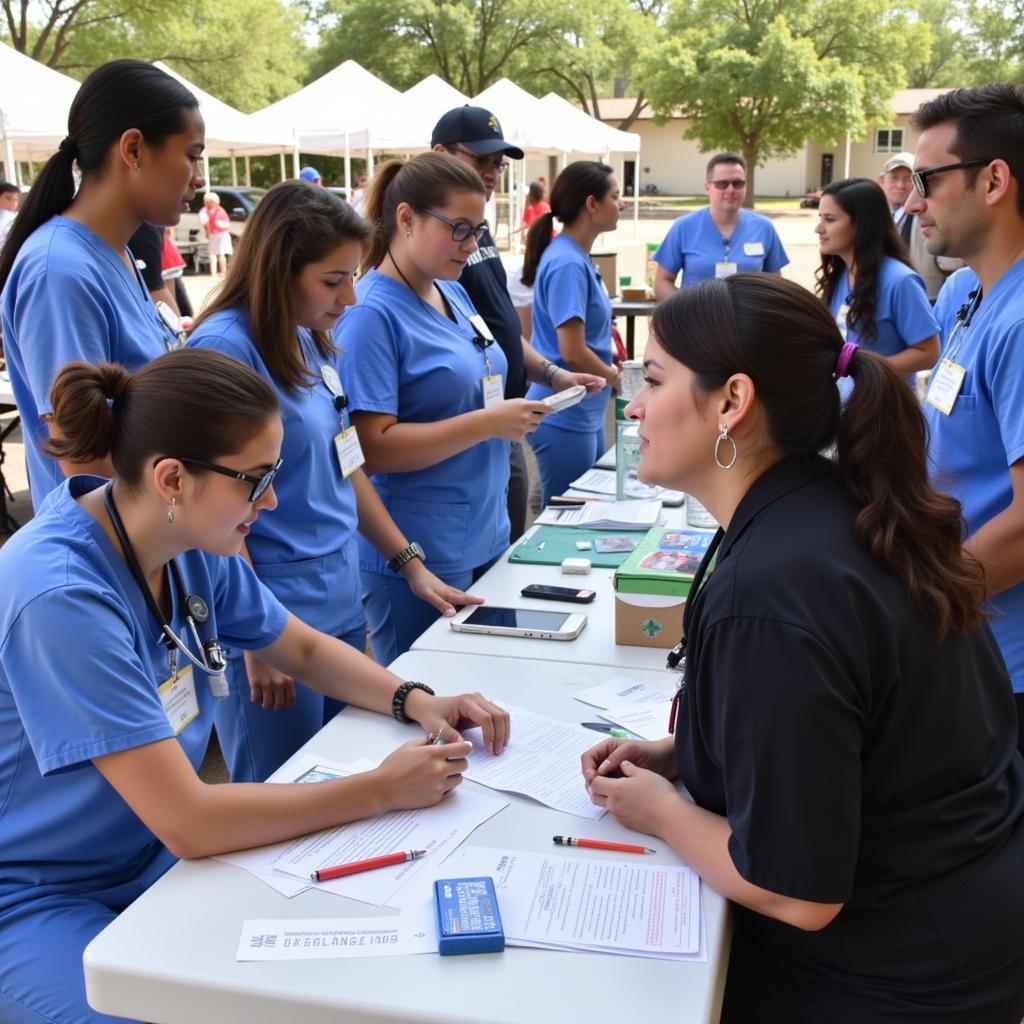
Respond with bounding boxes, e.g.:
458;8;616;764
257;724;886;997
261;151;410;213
450;605;587;641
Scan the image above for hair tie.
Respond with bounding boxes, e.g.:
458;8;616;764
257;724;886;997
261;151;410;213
59;135;78;160
835;341;858;379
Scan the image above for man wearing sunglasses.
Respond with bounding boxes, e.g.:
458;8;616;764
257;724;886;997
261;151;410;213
431;106;605;540
908;84;1024;754
653;152;789;300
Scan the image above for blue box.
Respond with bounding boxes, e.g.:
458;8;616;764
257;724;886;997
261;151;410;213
433;876;505;955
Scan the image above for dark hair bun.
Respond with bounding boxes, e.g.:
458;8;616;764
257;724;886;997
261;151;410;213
43;361;132;465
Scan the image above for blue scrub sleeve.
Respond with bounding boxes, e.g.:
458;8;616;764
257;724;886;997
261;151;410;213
762;227;789;272
0;588;176;775
336;305;400;415
186;328;257;369
10;267;121;416
208;553;289;651
987;320;1024;467
653;220;684;275
891;274;939;347
543;262;590;329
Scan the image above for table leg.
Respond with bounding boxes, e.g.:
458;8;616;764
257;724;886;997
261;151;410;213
626;316;636;360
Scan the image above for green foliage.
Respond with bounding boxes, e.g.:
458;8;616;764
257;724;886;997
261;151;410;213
965;0;1024;84
902;0;974;87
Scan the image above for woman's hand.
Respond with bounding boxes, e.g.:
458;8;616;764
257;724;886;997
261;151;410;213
371;738;471;810
244;649;297;710
581;735;676;785
405;689;510;755
485;398;551;441
587;761;684;836
402;561;484;618
553;368;607;394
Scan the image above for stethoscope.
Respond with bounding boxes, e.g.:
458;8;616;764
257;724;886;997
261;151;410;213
103;482;229;697
939;287;983;365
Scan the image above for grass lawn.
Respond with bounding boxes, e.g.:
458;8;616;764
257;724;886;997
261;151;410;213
637;195;805;213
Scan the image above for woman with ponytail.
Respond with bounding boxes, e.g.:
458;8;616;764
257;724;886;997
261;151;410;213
582;274;1024;1021
188;181;481;782
336;152;552;664
0;59;205;510
0;348;508;1024
522;161;623;503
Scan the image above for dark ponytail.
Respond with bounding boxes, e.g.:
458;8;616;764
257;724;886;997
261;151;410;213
653;274;986;637
360;152;484;274
0;60;198;293
521;160;613;286
45;349;278;489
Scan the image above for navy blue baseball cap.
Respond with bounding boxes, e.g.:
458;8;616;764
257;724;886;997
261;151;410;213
431;106;524;160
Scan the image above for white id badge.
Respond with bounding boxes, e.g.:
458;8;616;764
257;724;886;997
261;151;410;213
743;241;765;257
482;374;504;409
926;359;967;415
159;666;200;735
715;261;738;279
320;365;343;397
334;426;365;478
469;314;495;342
836;303;851;341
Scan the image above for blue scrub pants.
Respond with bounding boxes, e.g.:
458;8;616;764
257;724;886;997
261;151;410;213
0;851;173;1024
362;557;499;667
214;541;366;782
528;421;606;506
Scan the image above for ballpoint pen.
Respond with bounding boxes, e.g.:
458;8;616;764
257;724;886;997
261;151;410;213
310;849;427;882
553;836;655;855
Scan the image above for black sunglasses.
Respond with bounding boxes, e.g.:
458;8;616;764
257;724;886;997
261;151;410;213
178;456;283;502
911;159;994;198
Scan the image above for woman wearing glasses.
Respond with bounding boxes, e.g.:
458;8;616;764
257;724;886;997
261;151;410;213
187;181;480;782
816;178;940;377
522;160;623;504
0;348;508;1024
337;152;551;664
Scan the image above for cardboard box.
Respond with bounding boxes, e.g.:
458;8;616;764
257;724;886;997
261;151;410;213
613;527;713;648
590;252;617;296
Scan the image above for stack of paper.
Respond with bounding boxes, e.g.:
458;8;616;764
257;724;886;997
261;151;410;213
575;676;674;741
569;468;685;506
534;499;663;530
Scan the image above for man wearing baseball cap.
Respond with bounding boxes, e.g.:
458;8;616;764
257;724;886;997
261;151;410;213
299;166;322;185
880;151;961;299
431;105;604;540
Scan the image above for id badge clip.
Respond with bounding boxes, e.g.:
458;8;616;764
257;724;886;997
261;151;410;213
926;359;967;415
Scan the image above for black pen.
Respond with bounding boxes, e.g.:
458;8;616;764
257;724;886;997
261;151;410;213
581;722;633;738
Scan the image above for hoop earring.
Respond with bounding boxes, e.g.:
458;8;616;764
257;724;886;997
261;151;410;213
714;424;737;470
167;497;176;524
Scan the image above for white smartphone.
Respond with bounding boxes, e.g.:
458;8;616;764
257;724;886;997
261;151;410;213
543;384;587;412
450;605;587;641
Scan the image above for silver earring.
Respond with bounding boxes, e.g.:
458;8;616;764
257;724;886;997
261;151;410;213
403;229;411;237
167;497;176;524
714;424;737;470
132;161;140;172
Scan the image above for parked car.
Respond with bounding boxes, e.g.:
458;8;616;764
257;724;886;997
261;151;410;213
325;186;349;202
800;190;822;209
178;186;266;241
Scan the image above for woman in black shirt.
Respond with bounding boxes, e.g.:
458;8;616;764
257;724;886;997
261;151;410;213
582;274;1024;1022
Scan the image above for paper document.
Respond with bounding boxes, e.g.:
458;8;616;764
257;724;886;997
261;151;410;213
534;499;662;530
237;905;436;961
570;468;685;506
464;704;605;820
574;676;673;710
441;846;702;958
598;705;672;740
216;754;508;906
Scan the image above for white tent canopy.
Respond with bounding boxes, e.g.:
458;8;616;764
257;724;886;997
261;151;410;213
538;92;639;156
372;75;472;150
471;79;563;153
0;42;80;182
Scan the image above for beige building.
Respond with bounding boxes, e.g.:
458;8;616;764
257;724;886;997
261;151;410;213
529;89;950;198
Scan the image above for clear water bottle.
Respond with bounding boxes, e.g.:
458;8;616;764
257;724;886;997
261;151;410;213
685;494;718;529
616;360;657;500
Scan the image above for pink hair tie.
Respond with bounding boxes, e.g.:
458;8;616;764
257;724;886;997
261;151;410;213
835;341;858;379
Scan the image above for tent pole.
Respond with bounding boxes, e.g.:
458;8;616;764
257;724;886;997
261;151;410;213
344;133;352;195
279;152;287;180
367;148;375;177
1;110;18;186
243;155;251;186
230;153;238;187
202;152;211;189
292;133;300;178
633;158;640;237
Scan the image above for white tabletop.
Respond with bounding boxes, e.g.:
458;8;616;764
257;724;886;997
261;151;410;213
84;650;729;1023
0;373;16;408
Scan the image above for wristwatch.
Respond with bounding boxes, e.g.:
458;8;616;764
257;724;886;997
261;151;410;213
388;541;425;573
542;361;560;386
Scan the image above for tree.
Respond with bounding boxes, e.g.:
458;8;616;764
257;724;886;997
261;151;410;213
902;0;974;88
638;0;918;201
964;0;1024;84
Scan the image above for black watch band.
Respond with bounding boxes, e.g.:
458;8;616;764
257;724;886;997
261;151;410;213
391;680;435;723
388;541;425;573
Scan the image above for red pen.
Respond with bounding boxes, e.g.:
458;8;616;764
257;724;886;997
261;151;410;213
310;849;427;882
553;836;655;855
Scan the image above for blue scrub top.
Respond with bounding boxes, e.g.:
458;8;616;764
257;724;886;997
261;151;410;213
337;271;510;575
653;207;789;286
925;258;1024;693
0;477;288;907
187;310;359;565
525;233;613;432
933;266;981;344
0;216;178;509
829;257;938;358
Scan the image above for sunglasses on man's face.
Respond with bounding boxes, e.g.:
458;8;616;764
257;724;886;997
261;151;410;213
709;178;747;190
910;159;994;198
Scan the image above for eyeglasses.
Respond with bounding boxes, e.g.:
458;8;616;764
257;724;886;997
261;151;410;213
709;178;746;190
421;208;489;244
178;456;283;502
447;146;508;173
911;159;994;198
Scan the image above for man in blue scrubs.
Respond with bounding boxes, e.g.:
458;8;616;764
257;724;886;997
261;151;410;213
653;152;789;299
907;84;1024;752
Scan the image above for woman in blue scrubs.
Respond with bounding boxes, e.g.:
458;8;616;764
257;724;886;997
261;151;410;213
0;348;508;1024
522;161;623;503
337;152;552;665
0;59;205;509
188;181;481;782
815;178;939;377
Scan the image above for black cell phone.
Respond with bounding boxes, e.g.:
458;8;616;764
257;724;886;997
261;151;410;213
520;583;596;604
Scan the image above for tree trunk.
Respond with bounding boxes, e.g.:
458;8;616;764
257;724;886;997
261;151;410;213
741;139;757;209
616;96;648;132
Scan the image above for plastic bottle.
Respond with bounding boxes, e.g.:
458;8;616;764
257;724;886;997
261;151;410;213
685;494;718;529
615;360;658;500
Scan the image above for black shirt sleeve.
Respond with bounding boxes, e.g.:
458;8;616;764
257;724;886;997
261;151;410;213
127;224;165;293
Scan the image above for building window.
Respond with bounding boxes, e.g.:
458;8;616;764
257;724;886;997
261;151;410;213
874;128;905;153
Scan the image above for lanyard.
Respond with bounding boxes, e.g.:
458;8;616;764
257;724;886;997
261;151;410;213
721;235;731;262
939;288;983;365
300;332;348;428
666;528;724;734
